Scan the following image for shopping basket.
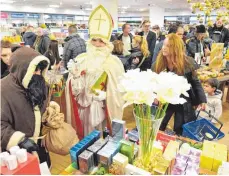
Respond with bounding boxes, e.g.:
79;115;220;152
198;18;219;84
182;110;224;142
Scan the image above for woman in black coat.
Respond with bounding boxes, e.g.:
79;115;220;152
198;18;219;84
44;40;61;70
153;34;206;135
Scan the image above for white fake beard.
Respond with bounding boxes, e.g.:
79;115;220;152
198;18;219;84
87;42;113;58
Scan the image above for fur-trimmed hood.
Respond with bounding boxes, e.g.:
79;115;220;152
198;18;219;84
9;47;50;89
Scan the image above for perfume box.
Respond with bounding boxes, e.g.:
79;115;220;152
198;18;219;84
120;139;135;164
97;150;112;166
128;129;139;143
78;150;94;174
87;141;106;166
113;153;129;168
112;119;126;141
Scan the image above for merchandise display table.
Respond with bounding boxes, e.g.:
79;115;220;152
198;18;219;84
59;129;229;175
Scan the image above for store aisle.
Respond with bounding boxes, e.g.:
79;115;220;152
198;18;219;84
50;103;229;174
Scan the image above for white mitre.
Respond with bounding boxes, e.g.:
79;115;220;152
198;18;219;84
88;5;113;44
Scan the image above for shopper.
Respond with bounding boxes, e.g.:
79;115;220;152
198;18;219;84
117;23;133;55
33;27;50;55
1;47;51;166
186;25;196;39
63;24;86;69
138;20;157;65
129;35;150;71
44;40;61;70
208;17;229;47
153;33;206;135
152;25;160;41
186;25;211;64
1;40;12;79
201;78;222;123
112;40;130;71
152;25;184;64
23;26;36;47
20;26;27;37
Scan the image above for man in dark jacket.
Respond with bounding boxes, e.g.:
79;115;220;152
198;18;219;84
117;23;133;55
186;25;211;65
63;25;86;68
1;47;51;166
23;26;36;47
208;18;229;47
138;20;156;68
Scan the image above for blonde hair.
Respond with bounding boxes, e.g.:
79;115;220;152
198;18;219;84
155;33;191;76
133;35;150;58
112;40;124;55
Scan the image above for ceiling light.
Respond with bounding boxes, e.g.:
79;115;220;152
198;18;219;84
1;0;14;3
49;5;60;8
122;6;129;9
121;11;126;14
46;8;55;13
85;8;92;10
60;1;62;5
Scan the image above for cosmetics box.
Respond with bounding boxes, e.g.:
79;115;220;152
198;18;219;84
78;150;94;174
112;119;126;141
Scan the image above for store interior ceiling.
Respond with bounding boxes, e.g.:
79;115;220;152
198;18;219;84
0;0;203;14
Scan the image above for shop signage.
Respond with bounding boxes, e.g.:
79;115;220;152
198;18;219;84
1;12;8;19
51;15;63;19
26;13;40;19
66;15;75;19
11;13;25;18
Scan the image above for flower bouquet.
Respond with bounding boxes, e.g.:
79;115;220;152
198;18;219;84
118;69;191;168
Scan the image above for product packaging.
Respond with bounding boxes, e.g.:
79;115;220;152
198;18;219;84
78;150;94;174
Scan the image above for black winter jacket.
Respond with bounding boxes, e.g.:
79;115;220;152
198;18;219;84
208;24;229;47
152;57;207;122
186;36;211;59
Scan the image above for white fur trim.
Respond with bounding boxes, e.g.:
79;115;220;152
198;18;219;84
22;55;50;89
6;131;25;150
31;106;41;144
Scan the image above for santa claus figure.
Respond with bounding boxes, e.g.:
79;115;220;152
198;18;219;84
66;5;125;136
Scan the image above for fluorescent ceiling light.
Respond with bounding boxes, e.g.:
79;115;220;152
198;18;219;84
122;6;129;9
1;0;14;3
85;8;92;10
49;4;59;8
46;8;55;13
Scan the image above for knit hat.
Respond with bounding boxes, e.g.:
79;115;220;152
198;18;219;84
196;25;206;33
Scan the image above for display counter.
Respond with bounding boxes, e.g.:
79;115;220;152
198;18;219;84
58;128;229;175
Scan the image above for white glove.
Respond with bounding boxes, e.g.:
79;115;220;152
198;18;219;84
67;59;76;74
93;90;106;101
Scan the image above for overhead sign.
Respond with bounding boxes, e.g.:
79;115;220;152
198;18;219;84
11;13;25;18
26;13;40;19
1;12;8;19
51;15;63;20
66;15;75;19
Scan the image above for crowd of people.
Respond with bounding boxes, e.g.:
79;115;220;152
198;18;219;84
1;10;228;167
